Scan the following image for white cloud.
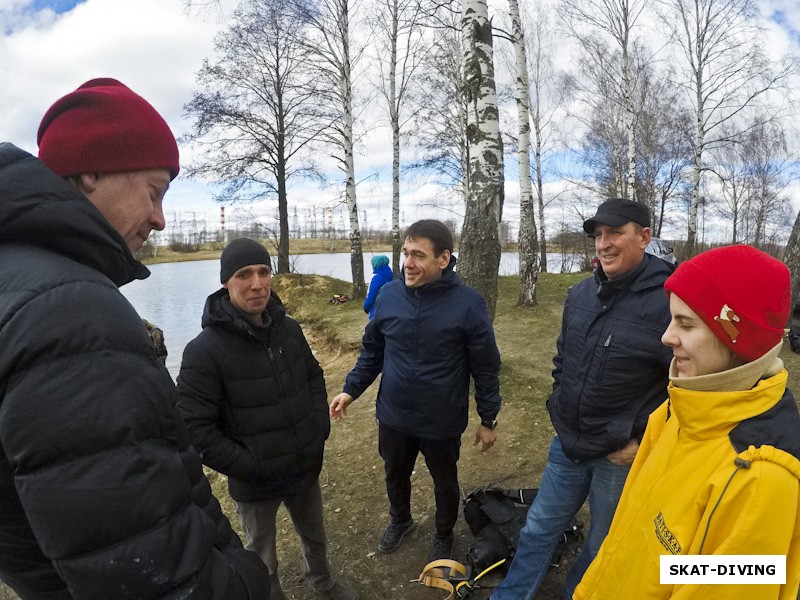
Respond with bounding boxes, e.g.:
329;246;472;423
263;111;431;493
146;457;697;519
2;0;798;236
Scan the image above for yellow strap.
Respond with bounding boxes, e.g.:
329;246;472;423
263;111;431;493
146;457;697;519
417;559;470;599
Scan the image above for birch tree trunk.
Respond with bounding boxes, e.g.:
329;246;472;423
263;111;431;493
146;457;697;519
372;0;423;278
299;0;366;297
340;12;366;298
459;0;504;319
508;0;538;306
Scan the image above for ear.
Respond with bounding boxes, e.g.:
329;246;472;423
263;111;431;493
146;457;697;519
222;281;229;290
640;227;652;248
74;173;100;195
438;249;451;269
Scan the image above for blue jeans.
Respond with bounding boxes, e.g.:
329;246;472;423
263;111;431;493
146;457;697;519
491;437;630;600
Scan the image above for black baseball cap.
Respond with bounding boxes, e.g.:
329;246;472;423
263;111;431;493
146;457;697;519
583;198;651;233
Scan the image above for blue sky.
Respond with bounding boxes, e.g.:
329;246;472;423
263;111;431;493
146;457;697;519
31;0;86;13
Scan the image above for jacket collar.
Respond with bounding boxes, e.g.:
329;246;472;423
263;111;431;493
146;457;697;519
668;370;788;440
202;288;286;334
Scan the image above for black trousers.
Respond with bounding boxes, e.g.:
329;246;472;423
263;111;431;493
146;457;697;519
378;422;461;536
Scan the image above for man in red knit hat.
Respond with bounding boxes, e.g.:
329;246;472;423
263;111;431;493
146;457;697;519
0;79;270;598
575;245;800;600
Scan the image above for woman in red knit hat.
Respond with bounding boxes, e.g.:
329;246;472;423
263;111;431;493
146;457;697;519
575;245;800;600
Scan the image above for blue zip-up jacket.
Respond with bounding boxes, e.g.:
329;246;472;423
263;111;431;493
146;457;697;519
343;258;501;439
364;264;393;318
547;254;674;460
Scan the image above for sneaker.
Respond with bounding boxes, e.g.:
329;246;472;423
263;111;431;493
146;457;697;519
378;519;416;553
427;532;454;562
317;581;358;600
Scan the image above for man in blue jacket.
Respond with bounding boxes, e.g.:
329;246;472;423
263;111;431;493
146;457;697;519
330;219;502;563
491;198;673;600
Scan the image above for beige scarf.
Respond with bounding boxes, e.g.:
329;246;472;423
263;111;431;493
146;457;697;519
669;341;784;393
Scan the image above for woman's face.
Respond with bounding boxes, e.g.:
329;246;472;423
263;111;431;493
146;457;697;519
661;294;741;378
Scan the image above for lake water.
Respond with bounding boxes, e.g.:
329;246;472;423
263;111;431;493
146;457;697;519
121;251;580;379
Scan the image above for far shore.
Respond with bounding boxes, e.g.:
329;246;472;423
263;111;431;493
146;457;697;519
136;238;393;265
136;238;522;265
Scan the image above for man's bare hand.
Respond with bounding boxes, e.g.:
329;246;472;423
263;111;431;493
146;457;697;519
474;425;497;452
329;393;354;420
607;438;639;466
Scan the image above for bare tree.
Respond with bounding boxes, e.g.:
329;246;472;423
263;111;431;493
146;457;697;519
408;4;470;200
524;0;568;273
560;0;651;201
298;0;367;297
459;0;505;318
369;0;427;277
708;125;752;243
634;67;693;237
739;120;795;247
656;0;796;257
578;62;631;199
506;0;538;306
182;0;324;274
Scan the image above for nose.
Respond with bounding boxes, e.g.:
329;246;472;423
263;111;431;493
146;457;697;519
661;320;678;348
151;202;166;231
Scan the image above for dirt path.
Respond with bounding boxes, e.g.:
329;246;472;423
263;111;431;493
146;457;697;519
267;329;581;600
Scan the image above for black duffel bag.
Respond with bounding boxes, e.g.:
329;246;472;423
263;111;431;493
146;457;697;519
463;487;582;572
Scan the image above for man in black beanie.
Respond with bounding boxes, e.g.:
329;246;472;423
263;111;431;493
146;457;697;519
177;238;357;600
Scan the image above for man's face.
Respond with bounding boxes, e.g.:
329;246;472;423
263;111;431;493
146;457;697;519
593;222;650;280
403;236;450;288
224;264;271;317
82;169;170;254
661;294;740;377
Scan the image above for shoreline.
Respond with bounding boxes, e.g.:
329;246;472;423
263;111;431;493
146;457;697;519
136;238;522;265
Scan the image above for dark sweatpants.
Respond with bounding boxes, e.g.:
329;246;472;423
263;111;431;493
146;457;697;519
378;422;461;536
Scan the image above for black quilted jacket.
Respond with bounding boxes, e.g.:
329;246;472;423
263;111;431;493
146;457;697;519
0;143;269;599
177;290;330;502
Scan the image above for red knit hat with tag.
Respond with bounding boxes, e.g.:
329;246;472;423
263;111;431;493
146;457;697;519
664;245;789;362
37;78;179;180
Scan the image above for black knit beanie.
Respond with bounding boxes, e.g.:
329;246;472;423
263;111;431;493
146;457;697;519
220;238;271;283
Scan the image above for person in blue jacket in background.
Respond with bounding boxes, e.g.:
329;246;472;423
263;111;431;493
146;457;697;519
363;255;393;318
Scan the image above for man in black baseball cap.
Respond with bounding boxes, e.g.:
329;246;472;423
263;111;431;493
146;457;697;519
492;198;672;600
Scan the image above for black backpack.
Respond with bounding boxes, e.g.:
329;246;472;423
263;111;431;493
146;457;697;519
463;487;582;572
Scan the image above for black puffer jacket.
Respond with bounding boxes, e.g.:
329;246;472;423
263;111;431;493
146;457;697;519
177;290;330;502
0;144;269;599
547;254;674;460
343;259;501;440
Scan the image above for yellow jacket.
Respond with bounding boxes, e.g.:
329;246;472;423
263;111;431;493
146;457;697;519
574;370;800;600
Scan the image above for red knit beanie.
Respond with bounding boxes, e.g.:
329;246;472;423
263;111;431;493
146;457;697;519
37;78;179;180
664;245;790;362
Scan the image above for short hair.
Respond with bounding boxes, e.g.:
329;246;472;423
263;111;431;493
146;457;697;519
404;220;454;256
